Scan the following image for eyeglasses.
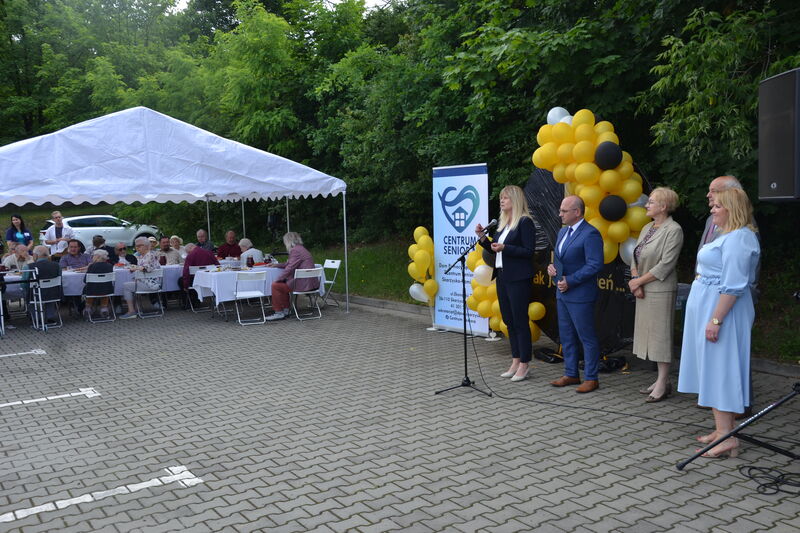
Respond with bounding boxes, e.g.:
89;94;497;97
558;208;577;214
116;247;126;251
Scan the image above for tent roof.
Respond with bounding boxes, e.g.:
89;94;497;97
0;106;346;207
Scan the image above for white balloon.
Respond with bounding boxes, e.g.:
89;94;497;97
629;194;648;208
619;237;637;266
547;106;569;125
473;264;494;287
559;115;573;125
409;283;429;303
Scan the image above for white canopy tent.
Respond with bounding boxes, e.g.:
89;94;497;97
0;106;349;309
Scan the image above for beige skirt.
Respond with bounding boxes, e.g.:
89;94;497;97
633;290;676;363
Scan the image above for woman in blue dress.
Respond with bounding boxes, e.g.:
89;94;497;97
678;188;759;458
5;214;34;254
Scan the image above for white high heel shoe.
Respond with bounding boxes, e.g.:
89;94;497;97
510;367;530;382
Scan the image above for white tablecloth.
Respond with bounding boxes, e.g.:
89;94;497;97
2;265;183;299
192;266;325;304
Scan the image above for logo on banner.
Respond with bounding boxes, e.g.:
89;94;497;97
438;186;480;233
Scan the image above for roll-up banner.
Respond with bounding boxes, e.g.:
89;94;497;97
432;163;489;335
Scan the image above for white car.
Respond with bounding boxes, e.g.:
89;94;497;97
39;215;161;251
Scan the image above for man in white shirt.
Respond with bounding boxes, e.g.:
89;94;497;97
43;211;74;258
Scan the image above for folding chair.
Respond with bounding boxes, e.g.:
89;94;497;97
291;267;324;321
187;265;213;313
30;275;63;331
134;270;164;318
84;272;116;323
233;271;267;325
321;259;341;308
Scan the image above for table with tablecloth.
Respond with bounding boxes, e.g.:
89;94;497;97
192;265;326;305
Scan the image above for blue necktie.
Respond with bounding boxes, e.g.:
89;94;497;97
560;226;573;254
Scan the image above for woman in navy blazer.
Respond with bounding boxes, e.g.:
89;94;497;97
475;185;537;382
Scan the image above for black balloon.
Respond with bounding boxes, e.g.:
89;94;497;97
482;247;496;268
599;195;627;222
595;141;623;170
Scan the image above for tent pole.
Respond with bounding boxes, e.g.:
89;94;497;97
241;199;246;238
342;192;349;313
205;196;211;242
285;197;290;232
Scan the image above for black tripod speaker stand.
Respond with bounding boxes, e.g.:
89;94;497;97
677;382;800;470
435;236;491;397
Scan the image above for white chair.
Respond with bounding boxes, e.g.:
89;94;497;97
30;274;63;331
233;271;267;325
134;270;164;319
187;265;213;313
321;259;341;308
84;272;116;323
291;267;324;321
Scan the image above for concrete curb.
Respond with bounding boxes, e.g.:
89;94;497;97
335;292;800;379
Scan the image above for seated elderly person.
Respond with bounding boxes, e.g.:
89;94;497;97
266;232;319;321
59;239;90;271
23;246;62;324
83;250;114;319
111;243;138;266
119;237;162;319
157;236;183;265
181;243;219;290
239;238;264;266
3;242;33;271
196;229;214;252
170;235;186;259
216;230;241;259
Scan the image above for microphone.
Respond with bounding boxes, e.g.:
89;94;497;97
481;219;498;233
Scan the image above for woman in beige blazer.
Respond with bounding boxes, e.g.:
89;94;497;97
627;187;684;403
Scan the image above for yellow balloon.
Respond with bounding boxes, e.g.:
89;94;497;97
477;300;493;318
413;226;429;242
537;124;554;146
417;234;434;253
552;122;574;144
407;243;419;260
467;295;479;311
489;315;501;331
588;216;610;238
624;206;650;232
565;162;578;182
529;321;541;342
603;239;619;264
470;278;480;290
532;149;542;168
423;278;438;297
630;172;643;184
408;262;423;282
572;109;595;128
552;163;569;184
565;182;577;195
584;205;598;221
499;321;509;336
607;221;631;243
597;131;619;145
572;140;595;164
594;121;615;135
472;285;487;301
573;123;596;143
539;142;559;170
619;179;643;203
528;301;546;321
621;150;633;163
579;184;603;207
491;299;501;316
428;261;435;277
598;169;623;192
575;162;601;185
574;184;584;196
557;142;575;163
616;160;633;179
466;250;479;271
413;249;430;272
486;283;497;300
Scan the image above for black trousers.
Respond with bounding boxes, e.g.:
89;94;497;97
495;269;533;363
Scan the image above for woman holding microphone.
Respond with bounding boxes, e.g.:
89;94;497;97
475;185;537;382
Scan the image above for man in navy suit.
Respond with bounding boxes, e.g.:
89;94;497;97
547;195;604;393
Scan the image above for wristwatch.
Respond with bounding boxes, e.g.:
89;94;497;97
711;317;722;326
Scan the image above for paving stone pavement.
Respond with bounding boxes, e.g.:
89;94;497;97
0;303;798;533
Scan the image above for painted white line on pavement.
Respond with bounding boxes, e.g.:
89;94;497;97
0;388;100;409
0;349;47;359
0;465;203;523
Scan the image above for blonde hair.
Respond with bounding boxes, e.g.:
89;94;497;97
650;187;679;214
713;188;755;233
498;185;532;231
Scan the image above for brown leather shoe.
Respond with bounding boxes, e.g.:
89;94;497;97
551;376;581;387
576;380;599;393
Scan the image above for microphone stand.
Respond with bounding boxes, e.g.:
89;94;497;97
435;230;492;397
